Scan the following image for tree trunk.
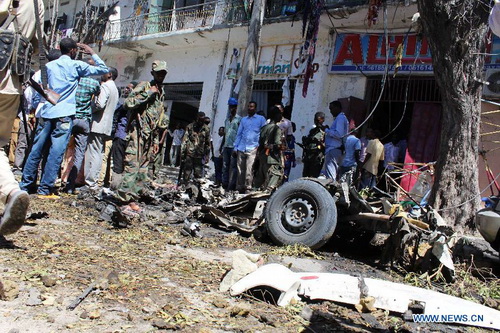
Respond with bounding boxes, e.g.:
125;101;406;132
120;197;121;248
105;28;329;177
416;0;490;228
236;0;265;116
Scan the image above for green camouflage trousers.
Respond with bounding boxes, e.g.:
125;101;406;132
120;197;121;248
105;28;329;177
255;153;283;191
149;143;165;180
182;155;203;184
263;163;283;191
116;129;153;202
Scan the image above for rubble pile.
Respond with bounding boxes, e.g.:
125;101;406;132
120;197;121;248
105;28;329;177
1;174;499;332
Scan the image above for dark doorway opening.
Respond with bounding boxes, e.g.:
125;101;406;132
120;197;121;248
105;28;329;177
251;79;296;119
164;82;203;128
365;76;443;191
163;82;203;164
365;76;441;143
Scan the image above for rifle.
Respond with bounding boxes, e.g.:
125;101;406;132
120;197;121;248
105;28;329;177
177;158;185;185
19;91;30;167
29;0;60;106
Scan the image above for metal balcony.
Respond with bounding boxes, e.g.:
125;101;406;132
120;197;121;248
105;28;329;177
97;0;381;43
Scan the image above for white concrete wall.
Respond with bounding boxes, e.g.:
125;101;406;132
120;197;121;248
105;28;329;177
93;2;418;181
101;43;226;122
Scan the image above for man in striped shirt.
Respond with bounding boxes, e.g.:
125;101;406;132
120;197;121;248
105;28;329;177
64;58;101;193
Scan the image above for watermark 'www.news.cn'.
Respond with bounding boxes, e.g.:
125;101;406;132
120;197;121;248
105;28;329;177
413;314;484;323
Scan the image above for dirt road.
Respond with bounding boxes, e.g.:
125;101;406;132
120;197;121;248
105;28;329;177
0;195;496;332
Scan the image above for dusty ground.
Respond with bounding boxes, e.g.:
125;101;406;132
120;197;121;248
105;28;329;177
0;193;498;332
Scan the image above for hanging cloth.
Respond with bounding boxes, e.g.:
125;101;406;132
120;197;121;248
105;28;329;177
281;76;290;106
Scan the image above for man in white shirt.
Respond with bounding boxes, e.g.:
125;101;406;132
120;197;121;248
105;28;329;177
211;127;225;186
275;103;293;137
84;67;119;189
170;123;185;167
12;84;34;172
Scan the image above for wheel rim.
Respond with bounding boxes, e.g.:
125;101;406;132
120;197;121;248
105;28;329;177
281;196;316;234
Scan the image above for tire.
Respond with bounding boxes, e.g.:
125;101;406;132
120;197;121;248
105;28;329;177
265;179;337;249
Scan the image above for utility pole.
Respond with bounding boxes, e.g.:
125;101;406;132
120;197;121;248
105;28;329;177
50;0;60;48
236;0;265;116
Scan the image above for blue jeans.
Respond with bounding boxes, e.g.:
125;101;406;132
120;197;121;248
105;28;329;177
323;148;343;180
214;156;223;184
20;116;73;195
222;147;237;190
360;170;377;189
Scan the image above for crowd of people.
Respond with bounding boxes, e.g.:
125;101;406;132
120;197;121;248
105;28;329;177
1;25;173;227
200;98;408;196
2;35;408;217
0;1;408;240
300;101;407;190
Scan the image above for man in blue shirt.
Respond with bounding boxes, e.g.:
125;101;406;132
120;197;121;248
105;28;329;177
233;101;266;193
324;100;349;180
339;131;361;186
20;38;109;198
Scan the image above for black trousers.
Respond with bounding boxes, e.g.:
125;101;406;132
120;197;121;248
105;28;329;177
111;137;127;174
302;159;323;178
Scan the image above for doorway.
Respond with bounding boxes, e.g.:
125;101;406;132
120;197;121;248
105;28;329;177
163;82;203;164
365;76;441;142
365;76;443;191
251;79;296;119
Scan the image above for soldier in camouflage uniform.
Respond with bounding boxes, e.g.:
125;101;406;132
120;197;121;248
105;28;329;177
180;112;211;184
302;112;327;178
255;106;284;191
150;103;169;180
115;60;168;202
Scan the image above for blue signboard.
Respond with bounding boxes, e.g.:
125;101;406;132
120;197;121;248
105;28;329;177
330;33;500;74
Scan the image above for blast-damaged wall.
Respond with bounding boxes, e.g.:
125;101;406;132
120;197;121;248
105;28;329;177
103;44;226;123
97;35;373;181
94;2;420;181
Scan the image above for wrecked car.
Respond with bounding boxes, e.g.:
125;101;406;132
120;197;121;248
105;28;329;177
476;195;500;252
202;178;400;250
264;178;382;249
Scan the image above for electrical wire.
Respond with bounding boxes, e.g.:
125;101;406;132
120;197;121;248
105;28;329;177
381;34;419;140
345;1;390;135
437;173;500;212
324;2;419;136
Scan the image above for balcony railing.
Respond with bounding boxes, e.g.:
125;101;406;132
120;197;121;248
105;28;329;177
104;2;215;40
97;0;374;43
98;0;304;42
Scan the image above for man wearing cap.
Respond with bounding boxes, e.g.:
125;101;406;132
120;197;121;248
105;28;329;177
115;60;168;204
221;97;241;190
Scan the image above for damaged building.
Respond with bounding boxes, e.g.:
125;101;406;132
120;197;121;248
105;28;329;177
47;0;499;189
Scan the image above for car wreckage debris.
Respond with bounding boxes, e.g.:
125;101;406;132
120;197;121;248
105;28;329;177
229;264;500;330
70;175;499;294
180;220;202;237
